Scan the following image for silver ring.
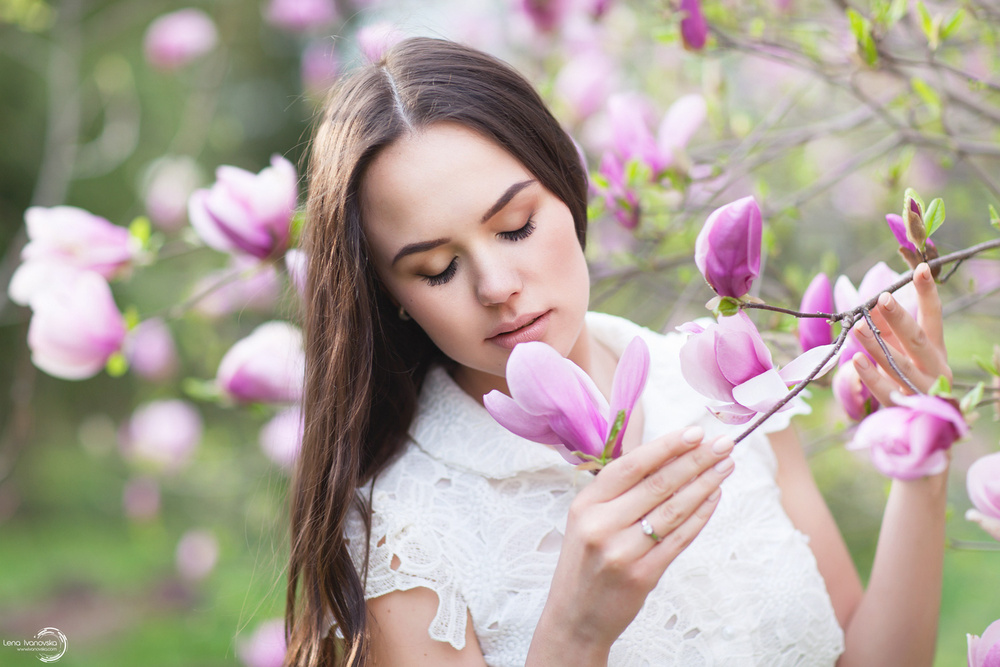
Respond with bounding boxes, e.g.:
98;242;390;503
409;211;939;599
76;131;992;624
639;516;663;543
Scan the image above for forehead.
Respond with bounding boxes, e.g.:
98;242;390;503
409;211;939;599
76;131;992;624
360;123;532;245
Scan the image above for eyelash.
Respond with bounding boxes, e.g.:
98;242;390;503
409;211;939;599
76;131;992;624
420;215;536;286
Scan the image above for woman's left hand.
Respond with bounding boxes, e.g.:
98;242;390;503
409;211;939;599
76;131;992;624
851;262;951;406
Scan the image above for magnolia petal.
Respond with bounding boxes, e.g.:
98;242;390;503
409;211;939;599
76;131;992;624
483;390;564;444
778;344;839;385
716;330;771;387
679;328;736;403
732;368;789;413
707;403;755;424
833;274;860;313
719;311;774;369
608;336;651;457
966;452;1000;520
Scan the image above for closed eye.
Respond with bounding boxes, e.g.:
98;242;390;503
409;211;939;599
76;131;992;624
421;258;458;286
498;215;536;242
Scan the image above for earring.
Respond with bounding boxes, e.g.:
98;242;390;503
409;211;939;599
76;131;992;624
398;305;411;321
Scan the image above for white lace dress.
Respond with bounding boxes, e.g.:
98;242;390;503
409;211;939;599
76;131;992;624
342;312;845;666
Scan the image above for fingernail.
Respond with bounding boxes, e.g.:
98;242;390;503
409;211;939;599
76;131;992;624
714;457;734;474
708;489;721;502
853;353;872;370
879;292;894;311
712;437;734;455
856;323;872;338
682;426;704;443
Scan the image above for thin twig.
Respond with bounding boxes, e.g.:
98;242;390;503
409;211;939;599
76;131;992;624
861;307;921;394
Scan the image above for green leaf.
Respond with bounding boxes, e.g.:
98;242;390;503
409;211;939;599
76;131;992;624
128;216;152;247
105;352;128;378
940;8;964;40
974;355;1000;376
910;78;941;114
960;382;985;415
924;198;945;237
927;374;952;398
717;296;742;317
916;1;935;44
182;377;222;403
602;410;627;462
123;306;141;330
989;204;1000;231
847;9;879;65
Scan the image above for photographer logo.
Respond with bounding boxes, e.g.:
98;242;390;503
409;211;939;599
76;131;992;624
2;627;68;662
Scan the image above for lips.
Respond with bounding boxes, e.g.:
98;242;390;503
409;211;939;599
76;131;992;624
488;310;551;349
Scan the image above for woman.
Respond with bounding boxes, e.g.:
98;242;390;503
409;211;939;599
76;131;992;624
284;37;951;666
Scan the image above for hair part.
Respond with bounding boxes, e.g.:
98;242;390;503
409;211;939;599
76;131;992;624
284;37;588;666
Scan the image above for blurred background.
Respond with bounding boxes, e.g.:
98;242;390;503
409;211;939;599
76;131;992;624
1;0;999;664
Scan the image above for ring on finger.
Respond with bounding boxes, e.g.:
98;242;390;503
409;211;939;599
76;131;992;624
639;516;663;543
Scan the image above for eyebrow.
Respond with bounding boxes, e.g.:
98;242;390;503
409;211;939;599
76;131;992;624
390;179;537;266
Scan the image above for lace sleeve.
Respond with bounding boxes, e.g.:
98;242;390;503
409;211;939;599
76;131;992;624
343;457;473;651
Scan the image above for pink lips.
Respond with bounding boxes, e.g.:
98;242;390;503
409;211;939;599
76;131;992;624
488;310;551;349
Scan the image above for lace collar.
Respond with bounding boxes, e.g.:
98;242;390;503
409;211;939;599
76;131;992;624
407;312;675;479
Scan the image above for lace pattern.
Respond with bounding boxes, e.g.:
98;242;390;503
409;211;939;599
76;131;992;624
342;313;845;665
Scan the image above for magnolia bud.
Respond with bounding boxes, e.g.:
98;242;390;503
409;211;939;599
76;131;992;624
904;196;926;251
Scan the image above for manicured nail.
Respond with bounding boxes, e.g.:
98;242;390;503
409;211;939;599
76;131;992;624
854;353;872;370
879;292;894;311
857;323;872;338
712;437;734;455
708;489;721;502
714;457;734;474
682;426;704;443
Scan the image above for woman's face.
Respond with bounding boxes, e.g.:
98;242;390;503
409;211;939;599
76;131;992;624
361;122;591;397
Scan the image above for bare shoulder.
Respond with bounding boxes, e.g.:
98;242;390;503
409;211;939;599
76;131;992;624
368;587;488;666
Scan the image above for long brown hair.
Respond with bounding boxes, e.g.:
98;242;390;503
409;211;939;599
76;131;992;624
284;37;589;666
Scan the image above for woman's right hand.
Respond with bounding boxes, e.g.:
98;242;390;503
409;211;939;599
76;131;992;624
527;426;734;665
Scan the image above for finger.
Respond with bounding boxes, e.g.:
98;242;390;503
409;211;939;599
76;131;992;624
913;263;945;352
611;436;734;525
872;291;948;378
853;319;932;393
638;487;723;575
588;426;704;502
852;351;902;407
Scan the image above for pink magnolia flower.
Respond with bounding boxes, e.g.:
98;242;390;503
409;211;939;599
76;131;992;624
847;393;967;480
968;618;1000;667
188;155;298;259
143;9;218;71
121;399;203;473
124;318;179;383
484;337;650;466
555;49;618;120
176;529;219;582
356;22;406;63
27;271;127;380
192;257;281;319
9;206;136;306
260;405;303;471
605;93;707;178
679;311;836;424
831;362;878;421
967;452;1000;520
217;321;305;404
300;41;340;95
694;196;763;299
798;272;834;352
265;0;337;32
142;156;203;232
237;618;287;667
679;0;708;50
517;0;572;32
834;261;916;316
886;213;936;255
595;151;641;230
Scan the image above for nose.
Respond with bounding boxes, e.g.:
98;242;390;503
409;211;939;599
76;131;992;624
474;253;522;306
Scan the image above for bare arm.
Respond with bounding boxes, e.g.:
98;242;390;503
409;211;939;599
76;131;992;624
776;262;951;667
